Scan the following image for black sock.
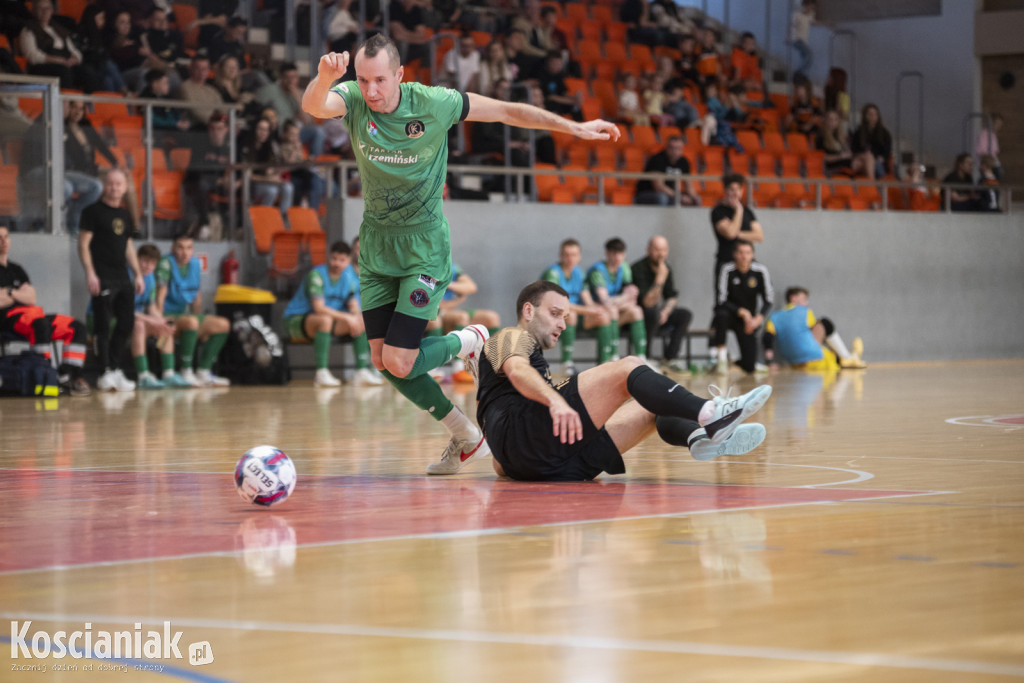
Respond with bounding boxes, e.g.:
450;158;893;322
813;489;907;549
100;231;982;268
655;416;702;447
626;365;708;420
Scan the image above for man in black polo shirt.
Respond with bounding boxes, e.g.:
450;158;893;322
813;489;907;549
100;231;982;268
631;235;692;373
710;172;764;294
77;169;145;392
0;224;91;395
474;280;771;481
712;240;773;374
635;136;697;206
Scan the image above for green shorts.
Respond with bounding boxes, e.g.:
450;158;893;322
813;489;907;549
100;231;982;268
285;314;311;341
357;222;452;322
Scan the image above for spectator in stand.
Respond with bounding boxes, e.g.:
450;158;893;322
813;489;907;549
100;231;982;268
644;74;668;126
141;7;185;91
700;81;743;152
388;0;429;63
635;135;697;206
77;6;128;93
207;16;245;65
816;109;853;177
850;103;892;180
729;32;762;91
240;117;293;213
617;72;647;125
325;0;360;55
510;0;547;60
530;6;569;58
978;154;1000;212
650;0;691;45
790;0;816;78
653;55;679;87
192;0;240;53
505;29;540;82
279;119;326;210
662;80;700;129
975;113;1003;181
536;50;581;119
477;40;516;98
184;111;232;239
106;10;153;93
712;240;773;374
942;153;979;212
695;27;721;86
620;0;661;47
176;53;225;129
63;100;118;234
442;32;482;93
823;67;850;124
257;62;326;159
678;35;701;87
211;54;258;119
20;0;98;91
785;81;821;140
0;48;31;147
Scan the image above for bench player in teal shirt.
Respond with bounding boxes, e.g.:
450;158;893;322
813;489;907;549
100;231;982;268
541;238;612;375
283;240;382;387
155;235;233;387
302;34;619;474
585;237;651;368
130;244;192;389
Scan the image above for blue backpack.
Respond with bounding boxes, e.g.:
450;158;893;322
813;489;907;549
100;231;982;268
0;351;60;397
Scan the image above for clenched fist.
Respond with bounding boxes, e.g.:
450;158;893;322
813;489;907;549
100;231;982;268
318;52;350;81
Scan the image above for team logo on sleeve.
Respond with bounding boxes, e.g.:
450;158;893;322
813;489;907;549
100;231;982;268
405;121;426;138
410;289;430;307
367;120;378;137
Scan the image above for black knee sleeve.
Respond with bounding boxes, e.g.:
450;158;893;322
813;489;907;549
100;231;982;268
819;317;835;337
384;312;429;350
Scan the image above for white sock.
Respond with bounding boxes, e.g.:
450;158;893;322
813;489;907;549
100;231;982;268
697;400;716;425
440;404;480;442
826;332;852;359
717;346;728;362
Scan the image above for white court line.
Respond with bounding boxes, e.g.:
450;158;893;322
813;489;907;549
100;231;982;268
2;610;1020;678
649;460;875;488
0;491;948;577
945;415;1024;430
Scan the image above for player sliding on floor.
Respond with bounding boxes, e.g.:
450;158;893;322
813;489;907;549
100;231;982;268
302;34;620;474
468;281;771;481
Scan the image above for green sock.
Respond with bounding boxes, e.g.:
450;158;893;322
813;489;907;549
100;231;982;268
314;331;332;370
596;323;616;363
353;333;371;370
630;320;648;357
180;329;198;368
133;354;148;375
487;327;501;337
382;369;453;420
407;334;460;379
561;324;576;363
161;353;175;374
198;332;228;370
425;326;443;338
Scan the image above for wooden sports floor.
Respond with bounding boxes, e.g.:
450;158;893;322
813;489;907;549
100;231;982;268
2;360;1023;681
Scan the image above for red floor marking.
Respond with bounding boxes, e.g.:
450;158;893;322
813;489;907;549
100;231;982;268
994;415;1024;425
0;470;930;573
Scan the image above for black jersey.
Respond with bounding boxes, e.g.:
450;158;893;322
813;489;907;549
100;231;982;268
717;262;774;317
0;261;30;315
80;201;137;284
476;327;553;432
710;202;758;267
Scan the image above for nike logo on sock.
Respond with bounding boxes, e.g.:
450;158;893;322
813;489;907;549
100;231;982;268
668;384;680;393
461;436;485;462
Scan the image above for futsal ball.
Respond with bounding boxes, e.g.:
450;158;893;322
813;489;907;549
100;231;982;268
234;446;297;507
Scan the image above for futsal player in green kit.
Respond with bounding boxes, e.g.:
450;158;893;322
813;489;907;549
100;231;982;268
302;34;620;474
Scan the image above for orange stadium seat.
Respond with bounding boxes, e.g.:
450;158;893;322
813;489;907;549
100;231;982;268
0;164;20;217
248;205;290;255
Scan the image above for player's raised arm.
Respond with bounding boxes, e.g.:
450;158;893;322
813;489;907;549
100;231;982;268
465;92;620;142
302;52;350;120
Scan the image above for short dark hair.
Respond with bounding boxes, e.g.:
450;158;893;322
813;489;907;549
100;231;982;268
559;238;580;250
722;172;745;188
279;62;298;75
173;233;193;244
137;243;161;261
785;286;808;302
734;239;754;252
145;68;167;84
604;237;626;253
330;240;351;256
358;33;401;69
516;280;569;321
541;6;557;19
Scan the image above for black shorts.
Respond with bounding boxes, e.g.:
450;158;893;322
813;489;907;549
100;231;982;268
483;375;625;481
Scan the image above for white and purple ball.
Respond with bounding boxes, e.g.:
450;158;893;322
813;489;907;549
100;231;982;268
234;446;297;507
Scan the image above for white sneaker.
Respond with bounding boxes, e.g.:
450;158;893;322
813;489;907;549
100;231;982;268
314;368;341;387
688;423;766;461
754;362;770;374
425;431;492;475
702;383;772;445
179;368;203;387
113;369;136;392
451;324;488;360
136;371;165;390
196;369;230;387
97;369;119;392
353;368;384;386
714;358;730;374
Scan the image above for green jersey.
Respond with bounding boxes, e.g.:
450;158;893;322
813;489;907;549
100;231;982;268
331;81;467;231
